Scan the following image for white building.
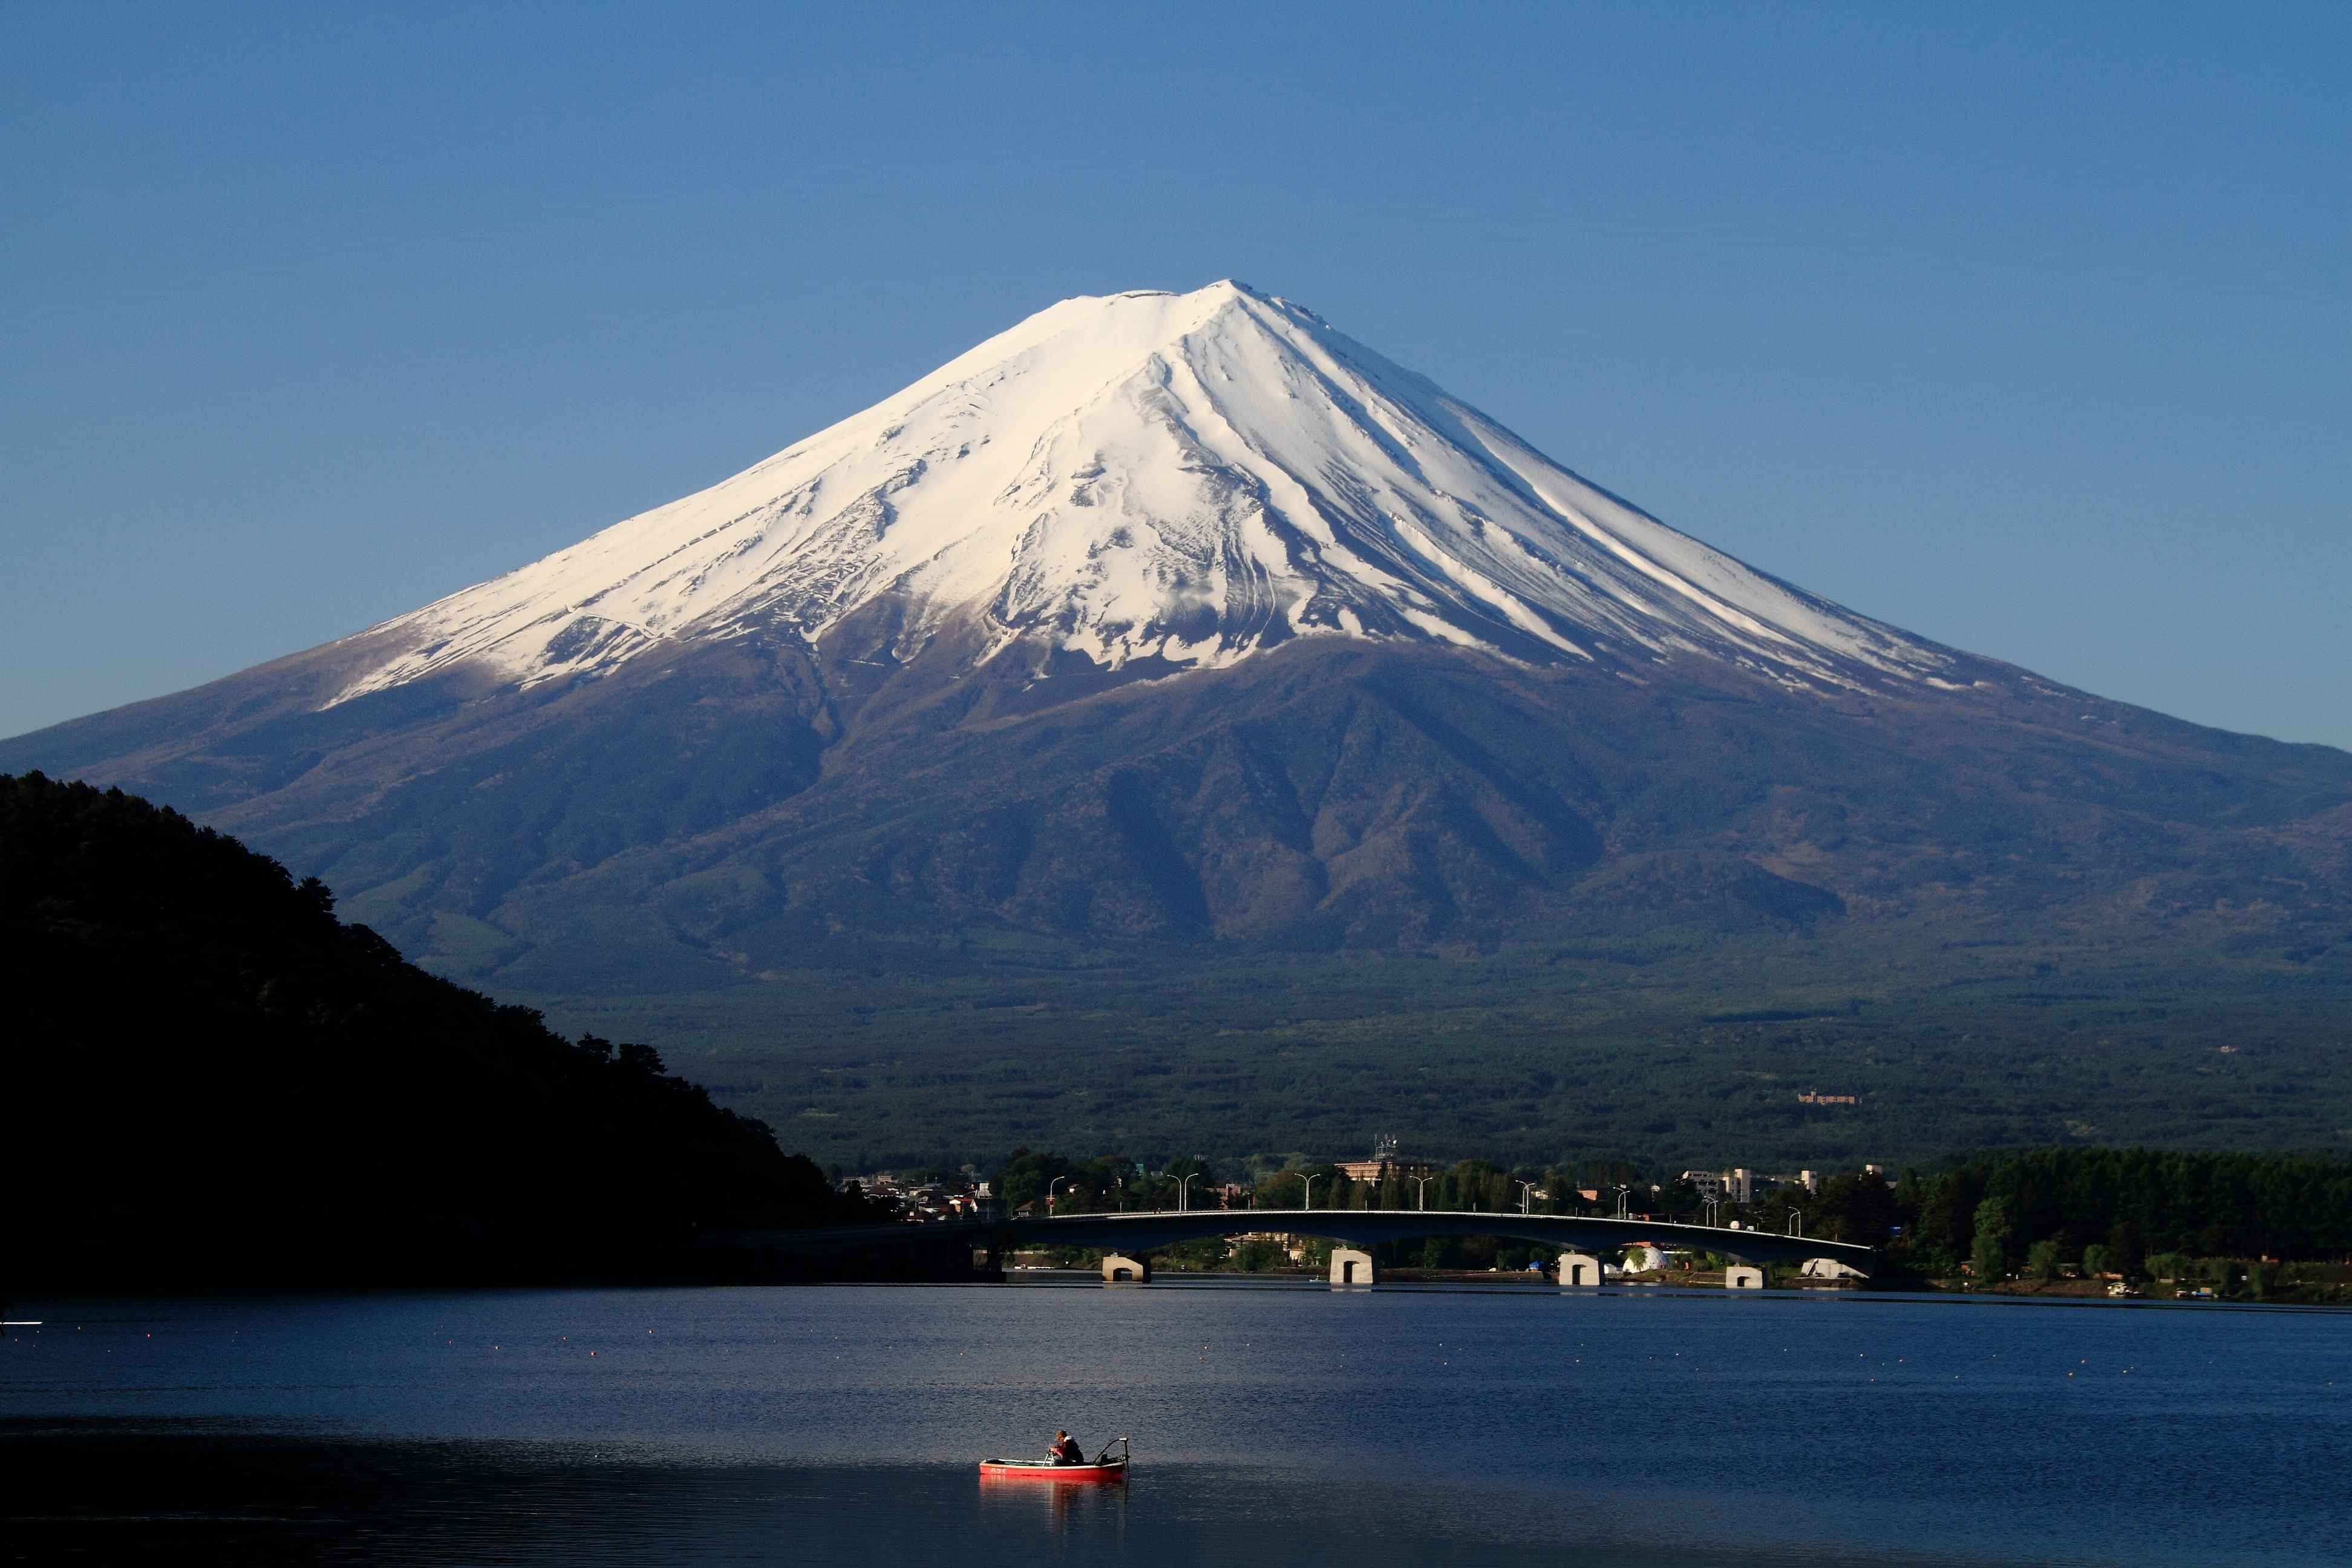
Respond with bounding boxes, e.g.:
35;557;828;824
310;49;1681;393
1680;1167;1760;1204
1679;1170;1725;1201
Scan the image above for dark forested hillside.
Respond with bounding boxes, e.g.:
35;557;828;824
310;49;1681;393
2;771;869;1290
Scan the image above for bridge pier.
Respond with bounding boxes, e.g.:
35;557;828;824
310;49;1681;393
1725;1265;1764;1290
1330;1248;1375;1286
1557;1251;1602;1287
1102;1253;1151;1283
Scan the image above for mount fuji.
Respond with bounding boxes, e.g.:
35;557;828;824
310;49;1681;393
330;281;1945;704
8;281;2348;1162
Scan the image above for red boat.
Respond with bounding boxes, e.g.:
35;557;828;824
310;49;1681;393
979;1437;1129;1482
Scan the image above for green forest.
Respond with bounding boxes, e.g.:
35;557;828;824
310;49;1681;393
3;772;881;1290
1873;1148;2352;1292
540;920;2352;1177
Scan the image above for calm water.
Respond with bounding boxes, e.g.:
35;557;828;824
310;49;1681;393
4;1279;2347;1566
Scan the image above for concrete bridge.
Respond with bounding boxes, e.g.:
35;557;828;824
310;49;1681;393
1008;1209;1873;1283
697;1207;1873;1285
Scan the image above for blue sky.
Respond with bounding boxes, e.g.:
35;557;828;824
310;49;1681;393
5;4;2347;747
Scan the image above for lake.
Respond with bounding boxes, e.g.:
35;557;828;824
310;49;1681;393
4;1278;2347;1565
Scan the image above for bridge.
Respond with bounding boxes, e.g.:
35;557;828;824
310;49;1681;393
1009;1208;1866;1268
697;1207;1874;1285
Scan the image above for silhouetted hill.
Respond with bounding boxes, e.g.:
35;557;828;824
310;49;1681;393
2;771;869;1290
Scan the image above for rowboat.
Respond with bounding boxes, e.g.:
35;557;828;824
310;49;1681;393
979;1436;1129;1482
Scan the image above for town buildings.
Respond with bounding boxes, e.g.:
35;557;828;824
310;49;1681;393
1336;1135;1440;1185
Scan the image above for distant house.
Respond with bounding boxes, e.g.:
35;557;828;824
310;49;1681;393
1232;1229;1308;1262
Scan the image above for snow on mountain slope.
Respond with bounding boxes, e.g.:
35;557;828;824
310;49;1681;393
332;281;1950;707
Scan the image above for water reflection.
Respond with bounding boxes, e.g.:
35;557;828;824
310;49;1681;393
7;1285;2350;1567
976;1465;1130;1539
0;1430;1994;1567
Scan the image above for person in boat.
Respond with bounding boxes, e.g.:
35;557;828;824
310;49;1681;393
1048;1430;1085;1465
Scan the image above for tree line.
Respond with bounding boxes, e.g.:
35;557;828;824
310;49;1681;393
1881;1148;2352;1279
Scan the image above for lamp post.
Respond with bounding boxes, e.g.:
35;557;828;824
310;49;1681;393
1411;1174;1433;1211
1303;1174;1321;1210
1050;1175;1074;1215
1180;1172;1202;1212
1787;1210;1804;1238
1515;1180;1535;1215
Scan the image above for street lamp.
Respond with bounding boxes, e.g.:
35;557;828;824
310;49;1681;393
1049;1176;1072;1214
1787;1210;1804;1238
1411;1175;1433;1211
1180;1172;1203;1212
1303;1174;1321;1210
1515;1180;1535;1215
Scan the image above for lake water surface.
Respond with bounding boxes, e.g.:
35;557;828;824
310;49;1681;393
4;1279;2347;1566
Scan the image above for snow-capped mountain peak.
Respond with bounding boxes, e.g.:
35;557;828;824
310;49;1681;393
332;280;1949;706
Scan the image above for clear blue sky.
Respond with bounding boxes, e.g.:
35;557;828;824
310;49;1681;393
5;4;2347;748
